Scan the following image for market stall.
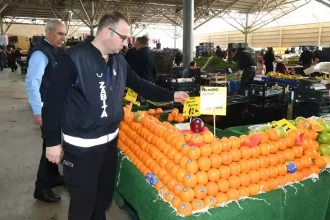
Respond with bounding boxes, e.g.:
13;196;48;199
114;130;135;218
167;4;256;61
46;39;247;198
114;104;330;219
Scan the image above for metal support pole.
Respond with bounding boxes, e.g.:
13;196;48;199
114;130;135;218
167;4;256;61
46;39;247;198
0;17;3;34
245;13;249;44
182;0;194;68
90;1;95;36
318;22;322;47
174;25;177;48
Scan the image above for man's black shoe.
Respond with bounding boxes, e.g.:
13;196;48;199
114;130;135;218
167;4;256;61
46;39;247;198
34;189;61;203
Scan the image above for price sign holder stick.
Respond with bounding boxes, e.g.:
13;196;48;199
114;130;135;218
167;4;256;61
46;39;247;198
213;110;216;139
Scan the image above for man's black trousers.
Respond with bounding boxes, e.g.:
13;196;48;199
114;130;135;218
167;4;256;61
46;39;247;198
62;138;119;220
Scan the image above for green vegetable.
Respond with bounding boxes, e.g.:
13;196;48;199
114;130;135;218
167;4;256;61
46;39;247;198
202;56;236;70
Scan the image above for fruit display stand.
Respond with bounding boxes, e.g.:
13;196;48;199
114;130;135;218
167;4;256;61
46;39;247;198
114;108;330;219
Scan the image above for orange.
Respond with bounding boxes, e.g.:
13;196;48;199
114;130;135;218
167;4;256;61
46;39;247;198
284;148;295;161
268;154;279;166
249;158;260;170
229;162;241;176
276;164;287;176
292;146;303;158
180;188;194;202
173;152;183;164
269;141;279;154
185;159;199;174
183;174;197;188
217;179;230;193
220;138;232;151
301;156;313;168
312;141;320;151
312;123;323;132
260;132;270;144
238;186;250;197
210;154;222;168
230;148;241;162
167;178;178;191
219;166;231;179
297;121;309;130
156;108;163;114
171;108;179;117
307;130;318;140
229;136;241;149
176;201;192;216
215;192;228;205
205;182;218;196
266;178;278;190
302;138;313;150
221;151;233;165
293;158;304;171
276;175;287;186
204;196;217;208
196;171;209;185
304;148;317;159
240;146;252;159
162;174;172;185
247;183;259;196
226;188;240;201
276;150;287;164
208;168;220;182
268;129;280;141
180;156;189;168
171;165;180;177
191;134;204;145
250;146;261;158
259;156;269;168
200;144;212;157
277;138;288;151
259;144;271;156
191;199;205;211
173;183;184;196
176;168;186;182
187;147;201;160
258;167;270;181
285;136;296;147
228;176;240;189
258;181;269;192
239;173;251;187
268;166;279;178
314;157;327;169
202;131;214;144
309;165;320;175
301;168;312;178
239;159;251;173
248;170;260;183
193;184;208;200
210;139;223;154
165;161;175;173
198;156;211;171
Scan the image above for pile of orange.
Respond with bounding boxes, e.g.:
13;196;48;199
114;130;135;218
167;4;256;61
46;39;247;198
119;107;327;216
167;108;188;123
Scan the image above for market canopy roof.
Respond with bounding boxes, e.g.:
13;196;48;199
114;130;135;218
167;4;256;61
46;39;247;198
0;0;312;32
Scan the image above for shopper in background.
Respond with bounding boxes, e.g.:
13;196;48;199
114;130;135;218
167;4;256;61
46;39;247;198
125;42;137;68
133;35;157;83
7;48;17;72
25;20;67;203
182;61;197;78
285;48;290;54
256;58;266;75
41;11;189;220
263;47;275;73
174;50;183;66
231;48;256;95
0;47;5;71
215;46;223;58
299;48;314;71
313;47;321;64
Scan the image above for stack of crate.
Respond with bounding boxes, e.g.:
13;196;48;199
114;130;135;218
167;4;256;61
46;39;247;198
196;42;214;57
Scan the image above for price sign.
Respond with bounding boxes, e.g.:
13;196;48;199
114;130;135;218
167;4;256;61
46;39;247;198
124;88;138;102
200;86;227;116
270;119;296;132
182;97;201;117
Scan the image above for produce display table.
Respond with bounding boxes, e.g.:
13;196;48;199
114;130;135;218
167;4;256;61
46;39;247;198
114;151;330;220
261;76;299;87
224;125;251;136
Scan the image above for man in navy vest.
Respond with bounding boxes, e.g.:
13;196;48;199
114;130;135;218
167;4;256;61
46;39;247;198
25;20;67;203
41;11;188;219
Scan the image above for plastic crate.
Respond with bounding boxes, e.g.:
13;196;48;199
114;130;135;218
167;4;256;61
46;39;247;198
293;89;330;104
170;81;194;91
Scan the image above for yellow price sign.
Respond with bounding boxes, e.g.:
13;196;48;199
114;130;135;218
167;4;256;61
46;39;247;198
124;88;138;102
200;86;227;116
270;119;297;132
182;97;201;117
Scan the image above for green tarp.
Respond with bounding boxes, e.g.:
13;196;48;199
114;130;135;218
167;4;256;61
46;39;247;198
114;151;330;220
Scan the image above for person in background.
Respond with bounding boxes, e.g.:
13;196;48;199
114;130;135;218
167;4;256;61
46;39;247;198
275;58;287;75
7;42;15;51
0;47;5;71
263;47;275;73
231;48;256;95
313;47;321;64
284;48;290;54
299;48;314;70
256;58;265;75
174;50;183;66
41;11;189;219
29;38;34;50
182;61;197;78
134;35;157;83
25;20;67;203
125;42;137;68
215;46;223;58
7;48;17;72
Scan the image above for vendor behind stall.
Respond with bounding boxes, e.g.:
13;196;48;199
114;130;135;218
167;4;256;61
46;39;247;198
299;48;314;70
231;48;256;95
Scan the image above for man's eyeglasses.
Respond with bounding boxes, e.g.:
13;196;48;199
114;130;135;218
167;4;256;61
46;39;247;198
108;28;128;42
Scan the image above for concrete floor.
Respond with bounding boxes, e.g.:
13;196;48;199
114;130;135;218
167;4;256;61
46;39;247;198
0;69;132;220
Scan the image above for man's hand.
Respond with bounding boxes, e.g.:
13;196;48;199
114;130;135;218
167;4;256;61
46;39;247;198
34;114;42;126
174;91;189;105
46;145;63;164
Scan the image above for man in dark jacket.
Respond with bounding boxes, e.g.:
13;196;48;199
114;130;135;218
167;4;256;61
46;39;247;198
263;47;275;73
42;11;188;220
25;20;67;203
231;49;256;95
134;35;157;82
299;48;314;71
